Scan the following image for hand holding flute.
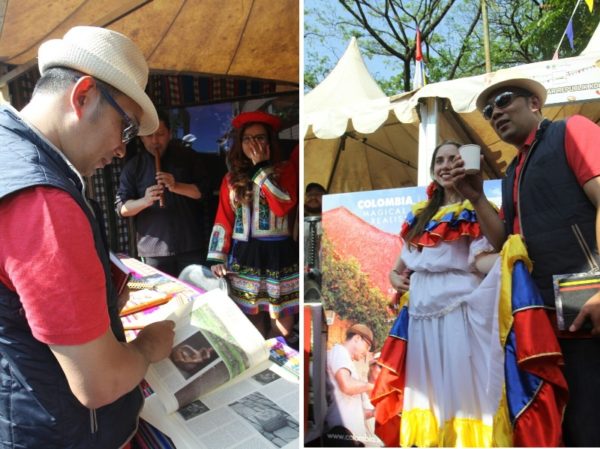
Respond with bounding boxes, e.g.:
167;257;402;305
153;148;166;208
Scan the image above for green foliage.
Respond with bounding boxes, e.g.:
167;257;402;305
320;235;391;349
304;53;333;90
522;0;599;60
305;0;600;94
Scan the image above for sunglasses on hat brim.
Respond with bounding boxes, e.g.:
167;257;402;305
482;90;532;120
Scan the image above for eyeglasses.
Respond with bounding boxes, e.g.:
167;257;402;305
242;134;268;144
97;83;139;143
482;91;531;120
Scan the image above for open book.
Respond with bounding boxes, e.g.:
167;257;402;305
141;289;299;449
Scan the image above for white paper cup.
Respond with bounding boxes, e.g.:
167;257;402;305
459;144;481;174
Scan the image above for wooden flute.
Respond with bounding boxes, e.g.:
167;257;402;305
153;148;165;208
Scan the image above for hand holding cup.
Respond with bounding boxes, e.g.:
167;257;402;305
458;144;481;174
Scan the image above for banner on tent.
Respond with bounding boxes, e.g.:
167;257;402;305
531;56;600;105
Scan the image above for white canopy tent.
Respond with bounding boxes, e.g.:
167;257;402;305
305;29;600;193
304;38;419;193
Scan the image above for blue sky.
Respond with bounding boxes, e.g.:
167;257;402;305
304;0;397;89
172;103;233;154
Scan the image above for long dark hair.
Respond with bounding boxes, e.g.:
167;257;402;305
226;121;281;206
404;140;462;245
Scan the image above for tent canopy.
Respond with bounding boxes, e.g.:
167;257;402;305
305;31;600;194
0;0;299;86
304;38;418;193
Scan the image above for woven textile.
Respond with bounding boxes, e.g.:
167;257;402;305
148;74;276;108
89;157;132;254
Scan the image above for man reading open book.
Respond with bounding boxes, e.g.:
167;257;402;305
0;27;174;448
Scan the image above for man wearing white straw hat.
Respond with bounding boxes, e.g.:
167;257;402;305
451;70;600;446
0;27;175;448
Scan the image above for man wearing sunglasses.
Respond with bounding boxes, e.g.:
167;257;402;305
0;27;175;448
452;72;600;446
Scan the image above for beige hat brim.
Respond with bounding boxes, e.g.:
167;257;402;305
348;324;374;350
476;77;547;112
38;29;158;135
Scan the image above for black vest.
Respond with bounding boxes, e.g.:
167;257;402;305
502;119;600;307
0;106;143;448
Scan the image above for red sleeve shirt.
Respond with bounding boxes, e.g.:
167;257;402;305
0;186;110;345
564;114;600;185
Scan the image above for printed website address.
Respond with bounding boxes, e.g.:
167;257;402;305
326;432;381;443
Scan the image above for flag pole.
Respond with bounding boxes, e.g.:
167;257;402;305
482;0;492;73
553;0;583;58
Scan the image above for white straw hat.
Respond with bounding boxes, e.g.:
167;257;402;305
38;26;158;135
476;69;547;112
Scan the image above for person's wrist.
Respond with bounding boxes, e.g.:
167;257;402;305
252;160;270;176
130;335;153;365
470;195;487;208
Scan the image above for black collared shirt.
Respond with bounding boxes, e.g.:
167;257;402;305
116;142;209;257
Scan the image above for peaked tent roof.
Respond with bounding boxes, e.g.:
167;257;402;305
305;24;600;194
304;38;418;193
304;37;392;139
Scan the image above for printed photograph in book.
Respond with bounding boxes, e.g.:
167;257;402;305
155;295;260;411
314;182;502;447
141;289;300;449
170;332;219;380
230;391;299;448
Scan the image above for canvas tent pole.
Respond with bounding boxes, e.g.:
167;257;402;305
417;97;439;186
326;134;347;193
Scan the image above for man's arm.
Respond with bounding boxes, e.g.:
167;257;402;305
0;188;174;408
572;176;600;334
334;367;374;396
155;171;201;199
50;321;174;409
119;184;164;217
153;149;208;200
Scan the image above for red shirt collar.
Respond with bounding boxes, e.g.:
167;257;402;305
520;127;537;153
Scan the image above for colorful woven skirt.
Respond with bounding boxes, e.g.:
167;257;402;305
227;237;299;318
